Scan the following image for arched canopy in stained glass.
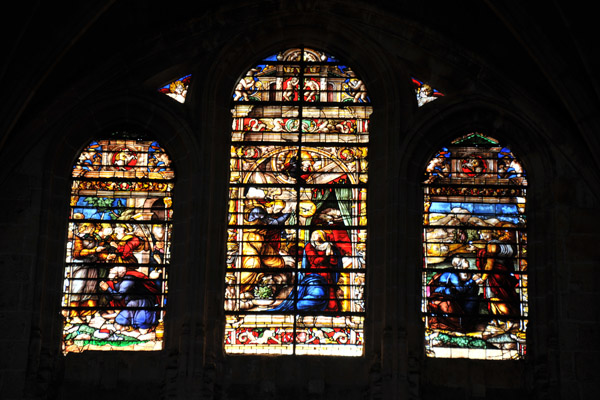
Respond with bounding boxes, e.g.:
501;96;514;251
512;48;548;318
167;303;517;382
224;47;370;356
422;133;528;360
62;135;175;353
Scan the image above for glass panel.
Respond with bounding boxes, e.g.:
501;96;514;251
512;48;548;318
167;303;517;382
422;133;527;360
158;74;191;103
73;140;175;180
412;76;444;107
233;52;369;105
300;106;371;144
62;138;174;354
225;47;371;356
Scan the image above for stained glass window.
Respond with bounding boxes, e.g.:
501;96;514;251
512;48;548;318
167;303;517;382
62;136;175;353
225;47;370;356
158;74;191;103
412;77;444;107
422;133;527;360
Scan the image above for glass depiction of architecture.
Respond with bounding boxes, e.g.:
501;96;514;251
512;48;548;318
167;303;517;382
62;136;175;353
224;47;370;355
422;133;527;360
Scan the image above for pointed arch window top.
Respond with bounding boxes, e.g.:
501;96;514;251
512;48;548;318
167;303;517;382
233;47;369;104
451;132;499;146
158;74;191;103
424;133;527;186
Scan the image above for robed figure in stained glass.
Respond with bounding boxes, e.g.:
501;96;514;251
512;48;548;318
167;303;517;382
427;256;481;332
474;228;521;329
99;266;161;331
272;209;353;313
68;222;102;321
239;204;291;295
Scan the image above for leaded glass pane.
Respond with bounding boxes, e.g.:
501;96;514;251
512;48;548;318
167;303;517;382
62;138;175;353
158;74;191;103
422;133;527;360
225;47;371;356
412;77;444;107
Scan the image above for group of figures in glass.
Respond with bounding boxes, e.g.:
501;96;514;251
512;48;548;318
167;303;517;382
62;139;174;353
422;134;527;360
224;48;370;356
60;48;527;360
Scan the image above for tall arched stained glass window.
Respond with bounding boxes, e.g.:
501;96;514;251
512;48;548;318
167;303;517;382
224;47;371;356
62;136;175;353
422;133;528;360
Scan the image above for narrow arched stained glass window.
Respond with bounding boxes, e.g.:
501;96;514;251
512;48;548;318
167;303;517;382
422;133;528;360
224;47;370;356
62;136;175;353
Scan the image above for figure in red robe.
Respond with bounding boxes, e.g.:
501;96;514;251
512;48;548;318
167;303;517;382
273;227;351;312
100;266;161;330
475;231;520;318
